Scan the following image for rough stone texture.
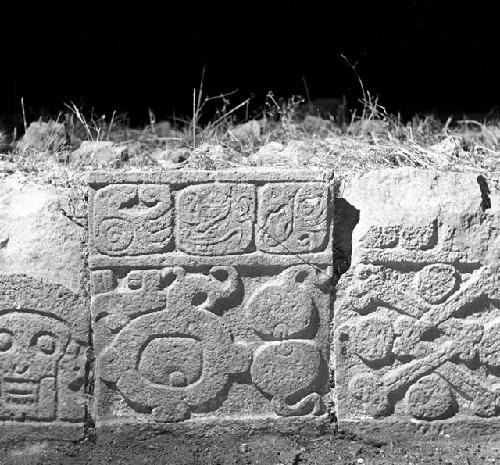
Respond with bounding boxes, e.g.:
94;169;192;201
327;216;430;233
89;169;339;427
334;168;500;434
0;274;89;440
0;173;86;293
70;141;129;167
17;121;66;153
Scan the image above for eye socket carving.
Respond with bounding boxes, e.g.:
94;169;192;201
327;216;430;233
33;333;56;355
0;331;12;352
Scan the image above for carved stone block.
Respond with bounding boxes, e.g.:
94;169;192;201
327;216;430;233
334;169;500;434
0;274;88;439
89;170;337;427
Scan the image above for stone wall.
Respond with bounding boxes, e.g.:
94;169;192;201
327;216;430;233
0;167;499;443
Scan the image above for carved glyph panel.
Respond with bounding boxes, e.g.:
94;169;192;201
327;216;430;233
88;171;334;267
256;182;329;254
92;184;173;256
335;219;500;423
176;183;255;255
89;170;336;425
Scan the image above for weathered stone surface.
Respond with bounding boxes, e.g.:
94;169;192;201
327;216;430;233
18;121;66;153
91;183;173;256
0;173;86;292
89;169;338;426
176;183;254;255
89;170;335;268
0;274;88;440
70;140;129;167
334;168;500;433
256;182;329;254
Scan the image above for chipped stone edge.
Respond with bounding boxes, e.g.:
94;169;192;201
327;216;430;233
87;168;335;187
88;251;335;269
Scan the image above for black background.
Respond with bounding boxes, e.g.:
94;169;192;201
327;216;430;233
1;1;498;124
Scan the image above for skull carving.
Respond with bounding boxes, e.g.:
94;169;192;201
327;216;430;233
0;311;70;421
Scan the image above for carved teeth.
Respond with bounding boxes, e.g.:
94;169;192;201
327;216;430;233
2;379;38;404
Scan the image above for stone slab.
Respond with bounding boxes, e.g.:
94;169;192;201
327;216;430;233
88;168;334;186
0;173;86;293
0;274;89;440
334;168;500;434
89;169;340;427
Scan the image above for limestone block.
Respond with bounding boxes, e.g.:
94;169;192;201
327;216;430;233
0;173;86;293
89;169;340;426
0;275;88;440
334;168;500;434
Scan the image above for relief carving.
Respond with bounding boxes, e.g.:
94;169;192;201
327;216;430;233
96;267;252;422
176;183;255;255
245;266;330;417
92;184;172;256
336;220;500;422
93;265;332;422
256;183;329;254
0;275;87;424
90;172;334;425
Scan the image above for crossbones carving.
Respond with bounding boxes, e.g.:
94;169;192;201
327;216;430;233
340;258;500;420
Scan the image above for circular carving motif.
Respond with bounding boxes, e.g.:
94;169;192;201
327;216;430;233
414;264;458;304
98;297;250;423
406;374;456;420
97;218;133;254
354;316;394;363
246;280;314;340
294;186;327;228
138;337;202;387
251;341;321;399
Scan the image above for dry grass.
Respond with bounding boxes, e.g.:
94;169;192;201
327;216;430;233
2;90;500;225
3;90;500;192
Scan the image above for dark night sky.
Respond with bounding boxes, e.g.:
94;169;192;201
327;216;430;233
1;1;498;123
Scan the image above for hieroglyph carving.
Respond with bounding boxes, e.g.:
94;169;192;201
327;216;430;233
335;221;500;422
176;183;255;255
257;183;329;254
0;275;87;423
92;184;172;256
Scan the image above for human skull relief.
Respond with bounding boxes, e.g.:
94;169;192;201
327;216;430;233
0;311;70;421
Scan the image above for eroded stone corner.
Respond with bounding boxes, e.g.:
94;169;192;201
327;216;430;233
89;169;341;427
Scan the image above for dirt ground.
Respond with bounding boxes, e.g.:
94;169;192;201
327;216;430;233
2;429;500;465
